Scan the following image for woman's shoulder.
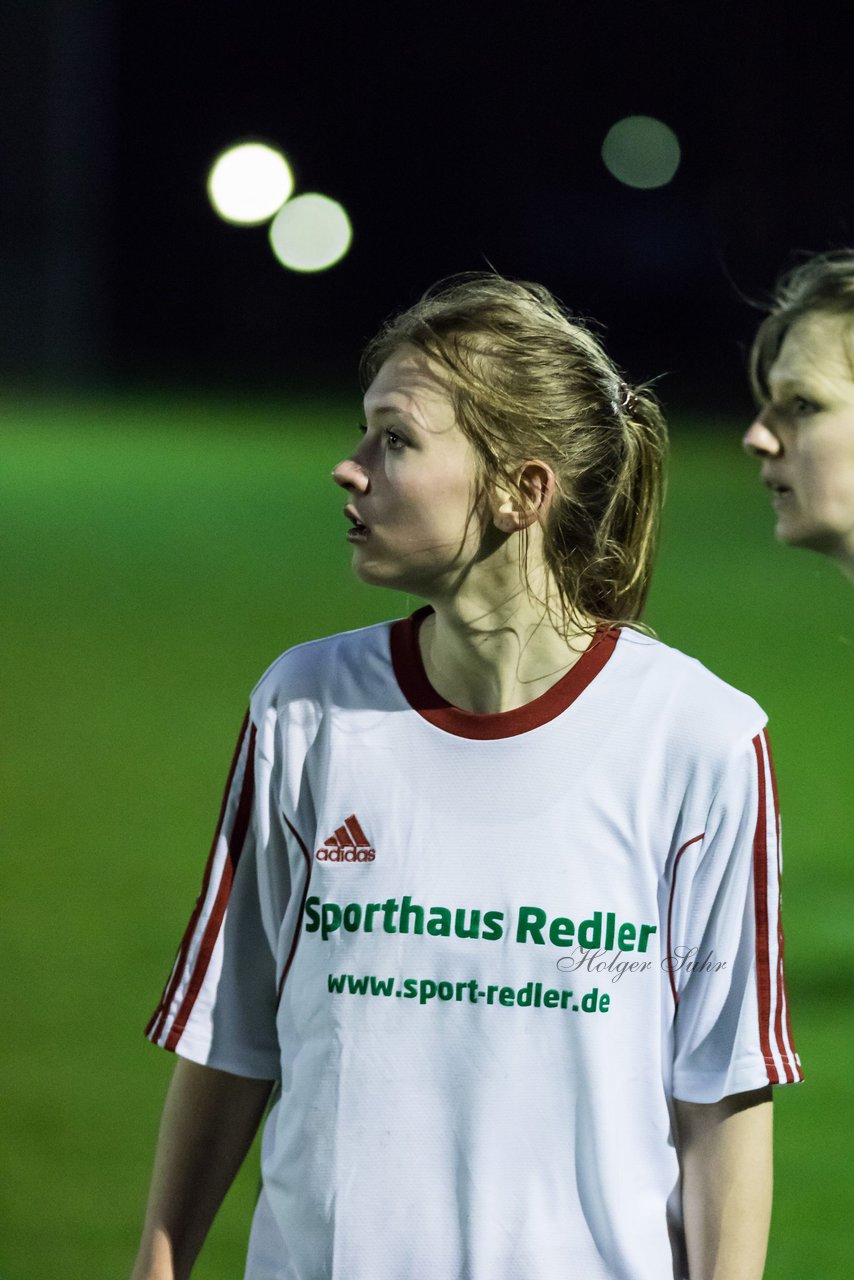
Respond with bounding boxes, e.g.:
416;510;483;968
249;617;398;713
614;628;768;747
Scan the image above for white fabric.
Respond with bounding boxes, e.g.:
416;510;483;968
148;618;801;1280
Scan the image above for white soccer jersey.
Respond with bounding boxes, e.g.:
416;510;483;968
147;610;802;1280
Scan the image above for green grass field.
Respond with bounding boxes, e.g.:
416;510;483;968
1;394;851;1278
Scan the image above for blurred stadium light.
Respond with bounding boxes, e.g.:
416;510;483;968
268;193;353;272
601;116;681;189
207;141;294;225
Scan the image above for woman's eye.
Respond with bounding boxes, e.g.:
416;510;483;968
355;423;405;448
791;396;819;415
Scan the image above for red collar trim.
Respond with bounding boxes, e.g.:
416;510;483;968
389;606;619;740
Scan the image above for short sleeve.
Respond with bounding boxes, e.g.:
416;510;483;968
670;728;803;1102
144;711;281;1080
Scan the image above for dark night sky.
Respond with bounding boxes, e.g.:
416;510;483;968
4;0;854;408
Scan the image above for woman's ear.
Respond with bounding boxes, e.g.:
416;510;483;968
491;461;556;532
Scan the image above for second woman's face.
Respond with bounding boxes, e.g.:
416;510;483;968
332;345;487;596
743;312;854;563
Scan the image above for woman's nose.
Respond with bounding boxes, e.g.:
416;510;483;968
742;419;782;458
332;458;369;491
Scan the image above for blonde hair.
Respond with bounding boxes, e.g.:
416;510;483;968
751;250;854;401
360;274;668;629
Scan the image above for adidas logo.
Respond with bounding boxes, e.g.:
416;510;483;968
316;814;376;862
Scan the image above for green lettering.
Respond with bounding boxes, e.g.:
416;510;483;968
549;916;575;947
543;989;559;1008
498;986;515;1006
578;912;602;948
382;897;399;933
399;896;424;934
427;907;451;936
638;923;657;953
618;922;636;951
364;903;382;931
305;895;320;933
482;910;505;940
342;903;362;932
516;906;547;944
321;904;341;939
455;908;481;938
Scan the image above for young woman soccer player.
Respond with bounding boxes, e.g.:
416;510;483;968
743;249;854;581
131;276;802;1280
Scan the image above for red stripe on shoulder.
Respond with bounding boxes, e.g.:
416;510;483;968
665;833;705;1007
763;728;801;1083
278;815;314;999
751;733;778;1083
147;711;251;1044
163;721;258;1051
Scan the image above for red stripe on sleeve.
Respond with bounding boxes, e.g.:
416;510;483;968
751;733;778;1083
163;722;258;1051
665;832;705;1007
146;711;250;1043
278;815;314;999
763;728;800;1083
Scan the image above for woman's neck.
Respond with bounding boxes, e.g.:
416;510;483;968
417;587;593;715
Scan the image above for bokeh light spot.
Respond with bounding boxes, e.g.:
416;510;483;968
268;194;353;272
601;116;681;189
207;142;294;225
